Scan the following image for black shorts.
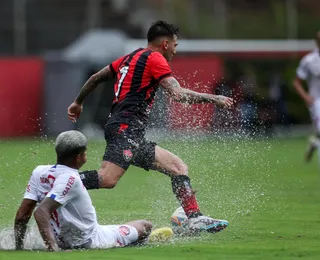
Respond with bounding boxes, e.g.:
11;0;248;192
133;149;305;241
103;123;157;171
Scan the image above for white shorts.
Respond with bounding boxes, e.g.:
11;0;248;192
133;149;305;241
90;224;138;249
309;99;320;132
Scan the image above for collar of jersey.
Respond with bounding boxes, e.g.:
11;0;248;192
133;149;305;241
55;164;79;173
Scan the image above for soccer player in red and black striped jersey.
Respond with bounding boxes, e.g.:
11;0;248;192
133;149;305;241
68;21;233;233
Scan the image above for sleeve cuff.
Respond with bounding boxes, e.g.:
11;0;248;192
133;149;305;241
23;194;38;201
158;73;172;81
296;71;307;80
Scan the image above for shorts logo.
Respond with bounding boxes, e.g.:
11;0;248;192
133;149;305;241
123;149;133;162
48;174;56;188
118;226;130;236
127;138;139;148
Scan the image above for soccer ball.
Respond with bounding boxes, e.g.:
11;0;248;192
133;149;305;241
149;227;174;242
170;207;188;233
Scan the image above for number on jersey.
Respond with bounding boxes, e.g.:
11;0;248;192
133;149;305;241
115;66;129;100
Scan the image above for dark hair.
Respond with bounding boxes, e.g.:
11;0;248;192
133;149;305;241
147;20;180;42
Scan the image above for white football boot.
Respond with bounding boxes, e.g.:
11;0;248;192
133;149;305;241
188;215;229;233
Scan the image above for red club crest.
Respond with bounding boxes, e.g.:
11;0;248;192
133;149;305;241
123;149;133;162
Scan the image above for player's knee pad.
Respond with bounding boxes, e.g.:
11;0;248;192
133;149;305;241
100;177;118;189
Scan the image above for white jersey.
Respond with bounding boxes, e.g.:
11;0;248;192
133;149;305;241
23;164;139;249
24;164;98;248
296;48;320;99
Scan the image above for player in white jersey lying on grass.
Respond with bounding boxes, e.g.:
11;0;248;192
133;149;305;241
14;130;152;251
294;31;320;163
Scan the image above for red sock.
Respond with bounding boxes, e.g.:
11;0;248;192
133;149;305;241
171;175;201;217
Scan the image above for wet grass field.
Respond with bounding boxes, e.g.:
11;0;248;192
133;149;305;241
0;136;319;259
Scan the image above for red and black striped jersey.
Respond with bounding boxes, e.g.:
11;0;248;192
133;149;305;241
108;48;172;126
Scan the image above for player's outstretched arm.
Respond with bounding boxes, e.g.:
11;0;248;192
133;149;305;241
160;76;233;108
68;65;113;122
14;199;37;250
293;76;314;105
34;198;61;252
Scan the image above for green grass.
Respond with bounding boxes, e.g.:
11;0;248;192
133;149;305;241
0;136;320;259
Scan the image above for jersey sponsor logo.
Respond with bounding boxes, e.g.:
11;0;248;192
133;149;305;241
118;226;130;236
62;176;76;196
48;174;56;188
123;149;133;162
40;177;50;184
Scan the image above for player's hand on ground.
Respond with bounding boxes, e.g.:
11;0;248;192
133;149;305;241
46;243;60;252
68;102;83;123
214;95;234;109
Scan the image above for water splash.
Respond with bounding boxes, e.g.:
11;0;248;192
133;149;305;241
144;69;285;240
0;224;45;250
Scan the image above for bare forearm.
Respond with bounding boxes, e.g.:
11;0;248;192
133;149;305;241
161;77;215;104
14;220;28;250
34;209;58;251
178;88;217;104
14;199;36;250
293;80;308;100
75;75;102;104
75;66;111;104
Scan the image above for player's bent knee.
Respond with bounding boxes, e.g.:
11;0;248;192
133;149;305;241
98;171;120;188
99;177;118;189
98;161;125;189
